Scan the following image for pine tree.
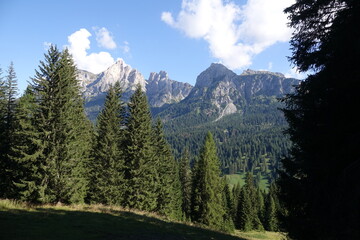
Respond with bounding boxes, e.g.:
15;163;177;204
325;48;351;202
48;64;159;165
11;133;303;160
123;84;157;211
179;148;192;219
31;46;91;203
0;62;18;198
88;82;125;205
191;132;232;232
153;118;182;220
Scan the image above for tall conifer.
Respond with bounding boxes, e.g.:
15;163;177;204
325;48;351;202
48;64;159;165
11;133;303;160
179;148;192;219
153;118;182;219
191;132;232;232
123;84;157;211
88;82;125;205
235;186;252;231
10;87;44;202
31;46;91;203
0;62;18;198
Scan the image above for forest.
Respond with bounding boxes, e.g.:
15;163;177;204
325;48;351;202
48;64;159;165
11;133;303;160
0;46;279;233
1;0;359;239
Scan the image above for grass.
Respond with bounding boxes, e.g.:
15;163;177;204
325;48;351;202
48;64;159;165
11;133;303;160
235;231;286;240
0;199;281;240
225;173;269;191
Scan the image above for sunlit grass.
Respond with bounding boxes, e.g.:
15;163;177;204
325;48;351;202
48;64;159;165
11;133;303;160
1;199;283;240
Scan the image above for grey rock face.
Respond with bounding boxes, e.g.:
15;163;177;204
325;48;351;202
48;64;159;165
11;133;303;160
182;63;299;120
78;59;193;111
79;59;146;101
147;71;193;107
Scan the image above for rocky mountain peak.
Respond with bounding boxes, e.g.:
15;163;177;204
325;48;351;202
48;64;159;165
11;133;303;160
80;59;146;99
241;69;285;78
195;63;236;88
146;71;193;107
148;71;169;82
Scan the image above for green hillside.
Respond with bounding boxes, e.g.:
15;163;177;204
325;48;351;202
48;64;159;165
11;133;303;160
158;96;291;183
0;200;284;240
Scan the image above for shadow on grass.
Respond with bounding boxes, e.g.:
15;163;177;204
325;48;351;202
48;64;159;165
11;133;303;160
0;207;246;240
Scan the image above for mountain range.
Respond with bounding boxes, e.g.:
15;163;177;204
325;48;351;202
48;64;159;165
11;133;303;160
77;59;193;120
77;59;299;180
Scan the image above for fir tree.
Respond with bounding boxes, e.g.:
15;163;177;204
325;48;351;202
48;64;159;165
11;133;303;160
191;132;232;232
123;84;157;211
179;148;192;219
88;82;125;205
31;46;91;203
153;118;182;220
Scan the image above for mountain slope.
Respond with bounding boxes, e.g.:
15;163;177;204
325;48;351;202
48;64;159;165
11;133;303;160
147;71;193;107
154;64;299;180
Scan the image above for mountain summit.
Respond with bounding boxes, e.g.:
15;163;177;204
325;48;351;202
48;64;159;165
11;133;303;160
77;59;193;119
158;63;299;122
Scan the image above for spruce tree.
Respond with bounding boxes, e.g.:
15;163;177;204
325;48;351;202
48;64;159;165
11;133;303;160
0;62;18;198
235;186;252;231
88;82;125;205
244;172;263;231
179;148;192;219
231;182;241;221
10;87;44;202
153;118;182;220
191;132;232;232
123;84;157;211
31;46;91;203
280;1;360;239
265;194;278;231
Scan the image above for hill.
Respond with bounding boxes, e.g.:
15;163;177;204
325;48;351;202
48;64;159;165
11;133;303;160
0;199;285;240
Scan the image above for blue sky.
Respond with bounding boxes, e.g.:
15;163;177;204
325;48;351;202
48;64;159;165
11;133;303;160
0;0;303;94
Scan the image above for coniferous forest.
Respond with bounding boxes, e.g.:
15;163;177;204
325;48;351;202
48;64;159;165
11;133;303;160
0;46;279;234
1;1;359;239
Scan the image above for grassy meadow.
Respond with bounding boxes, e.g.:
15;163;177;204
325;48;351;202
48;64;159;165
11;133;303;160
0;199;284;240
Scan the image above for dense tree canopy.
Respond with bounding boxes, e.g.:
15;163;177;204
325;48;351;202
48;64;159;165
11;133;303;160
279;1;360;239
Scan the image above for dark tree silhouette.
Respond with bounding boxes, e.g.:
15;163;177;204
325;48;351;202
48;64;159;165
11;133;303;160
279;1;360;239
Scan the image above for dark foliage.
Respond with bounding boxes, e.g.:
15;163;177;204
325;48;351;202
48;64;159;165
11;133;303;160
279;1;360;239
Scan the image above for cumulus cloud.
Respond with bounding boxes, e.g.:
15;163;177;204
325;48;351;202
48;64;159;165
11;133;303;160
161;0;294;70
66;28;115;74
94;27;117;49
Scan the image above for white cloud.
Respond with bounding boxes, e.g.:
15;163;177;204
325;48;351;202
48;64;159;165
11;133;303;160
285;66;308;79
161;0;294;70
66;28;115;74
94;27;117;49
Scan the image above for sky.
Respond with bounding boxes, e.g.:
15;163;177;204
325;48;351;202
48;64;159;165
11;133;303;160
0;0;305;94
